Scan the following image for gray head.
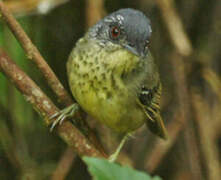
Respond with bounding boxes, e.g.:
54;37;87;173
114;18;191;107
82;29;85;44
88;8;152;57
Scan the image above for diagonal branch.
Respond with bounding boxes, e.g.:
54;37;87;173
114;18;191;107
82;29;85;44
0;1;105;154
0;1;72;105
51;147;77;180
145;111;183;172
191;92;221;180
155;0;193;56
0;48;105;158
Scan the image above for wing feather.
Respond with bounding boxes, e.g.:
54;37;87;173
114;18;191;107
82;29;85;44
137;82;168;139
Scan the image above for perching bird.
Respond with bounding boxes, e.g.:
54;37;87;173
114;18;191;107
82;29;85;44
52;8;167;162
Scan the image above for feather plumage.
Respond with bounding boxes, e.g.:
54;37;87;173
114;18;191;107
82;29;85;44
137;83;168;139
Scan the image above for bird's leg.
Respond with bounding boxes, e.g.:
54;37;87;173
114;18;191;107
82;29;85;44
108;133;132;162
50;103;79;131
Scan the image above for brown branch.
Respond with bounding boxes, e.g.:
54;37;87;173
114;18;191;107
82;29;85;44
155;0;193;56
145;111;183;172
0;104;40;177
4;0;69;16
191;92;221;180
0;0;105;155
51;147;76;180
170;53;203;180
4;0;40;15
0;1;72;106
0;120;21;170
0;49;105;158
0;118;39;178
0;102;33;173
85;0;105;28
202;67;221;102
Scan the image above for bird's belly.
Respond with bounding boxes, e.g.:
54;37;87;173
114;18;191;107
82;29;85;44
72;83;145;134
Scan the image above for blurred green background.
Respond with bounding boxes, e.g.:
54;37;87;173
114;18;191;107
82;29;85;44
0;0;221;179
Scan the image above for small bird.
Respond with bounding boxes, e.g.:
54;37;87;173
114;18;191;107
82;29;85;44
53;8;167;162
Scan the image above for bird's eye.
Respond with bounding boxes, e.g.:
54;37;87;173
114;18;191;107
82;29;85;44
110;26;121;39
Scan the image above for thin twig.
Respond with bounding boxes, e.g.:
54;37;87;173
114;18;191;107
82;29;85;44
4;0;69;16
0;118;38;178
0;1;72;105
191;92;221;180
145;111;183;172
0;49;105;158
155;0;193;56
51;147;76;180
202;67;221;101
0;0;105;154
0;120;21;170
0;101;35;175
85;0;105;28
170;53;203;179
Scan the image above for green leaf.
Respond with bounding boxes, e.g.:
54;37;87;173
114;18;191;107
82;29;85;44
83;157;162;180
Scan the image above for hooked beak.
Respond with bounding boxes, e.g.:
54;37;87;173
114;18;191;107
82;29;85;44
123;44;147;58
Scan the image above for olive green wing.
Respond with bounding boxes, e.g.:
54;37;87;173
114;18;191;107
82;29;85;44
137;82;168;139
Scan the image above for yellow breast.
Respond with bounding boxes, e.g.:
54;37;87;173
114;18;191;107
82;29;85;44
67;39;146;133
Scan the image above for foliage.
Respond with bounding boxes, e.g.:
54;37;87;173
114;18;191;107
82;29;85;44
83;157;162;180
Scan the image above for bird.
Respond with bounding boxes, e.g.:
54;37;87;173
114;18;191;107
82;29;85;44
51;8;168;162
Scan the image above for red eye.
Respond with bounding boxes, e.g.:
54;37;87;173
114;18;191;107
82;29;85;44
110;26;120;39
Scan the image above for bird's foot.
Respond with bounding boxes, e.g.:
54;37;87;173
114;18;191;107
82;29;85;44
50;103;79;131
108;133;131;163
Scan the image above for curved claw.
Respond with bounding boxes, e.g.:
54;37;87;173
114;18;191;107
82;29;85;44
59;115;67;125
50;104;79;132
50;118;60;132
49;111;60;120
